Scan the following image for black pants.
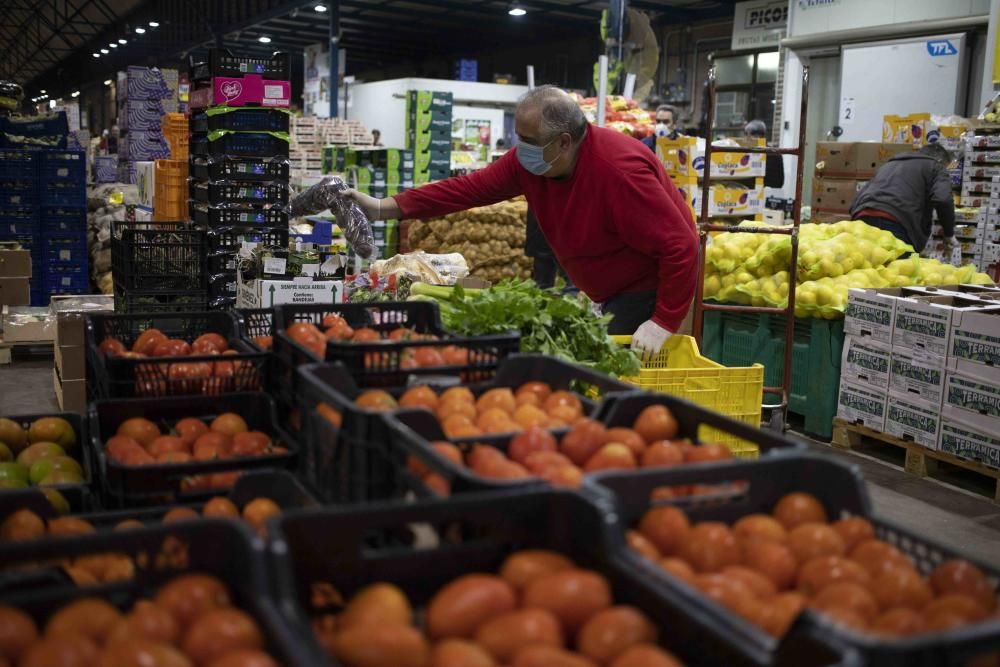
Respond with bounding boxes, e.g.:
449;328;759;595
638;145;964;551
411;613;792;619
602;291;656;335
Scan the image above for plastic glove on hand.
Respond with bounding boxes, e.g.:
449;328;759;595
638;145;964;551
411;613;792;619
632;319;672;359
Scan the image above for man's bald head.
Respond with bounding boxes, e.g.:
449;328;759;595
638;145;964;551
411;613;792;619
516;85;588;145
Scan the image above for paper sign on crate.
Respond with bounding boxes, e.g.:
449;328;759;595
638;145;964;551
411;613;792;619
890;347;946;408
885;395;942;450
837;380;887;431
841;335;891;389
939;419;1000;470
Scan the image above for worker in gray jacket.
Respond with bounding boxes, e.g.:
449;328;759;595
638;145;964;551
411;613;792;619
849;143;956;253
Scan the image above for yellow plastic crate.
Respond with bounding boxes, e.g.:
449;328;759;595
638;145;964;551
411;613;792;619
613;334;764;458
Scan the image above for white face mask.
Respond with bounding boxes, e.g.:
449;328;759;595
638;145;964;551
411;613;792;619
655;122;672;137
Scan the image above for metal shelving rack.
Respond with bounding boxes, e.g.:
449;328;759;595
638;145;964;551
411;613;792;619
692;65;810;428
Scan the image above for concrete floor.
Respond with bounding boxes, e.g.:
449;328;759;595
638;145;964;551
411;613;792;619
2;357;999;565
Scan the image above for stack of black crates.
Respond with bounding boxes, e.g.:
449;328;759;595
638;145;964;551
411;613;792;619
188;49;292;309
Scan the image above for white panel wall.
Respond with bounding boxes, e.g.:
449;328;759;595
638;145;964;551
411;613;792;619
789;0;987;38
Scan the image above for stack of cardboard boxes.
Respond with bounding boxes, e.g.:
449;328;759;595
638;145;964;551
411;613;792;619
51;295;114;412
656;136;766;219
0;247;31;308
812;142;912;224
117;67;178;184
839;285;1000;467
405;90;453;186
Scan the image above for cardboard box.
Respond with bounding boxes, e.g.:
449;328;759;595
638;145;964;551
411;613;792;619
678;177;766;217
841;335;891;389
933;224;984;240
0;249;31;277
0;278;30;306
811;177;864;213
939;418;1000;470
884;394;942;449
845;287;907;344
2;306;52;342
136;161;155;208
236;276;344;308
942;371;1000;435
904;284;1000;299
811;210;852;224
892;295;988;357
948;307;1000;384
55;344;85;381
656;136;765;179
53;366;86;414
882;113;933;146
406;90;453;114
51;294;114;346
890;347;946;408
837;379;887;431
816;142;912;178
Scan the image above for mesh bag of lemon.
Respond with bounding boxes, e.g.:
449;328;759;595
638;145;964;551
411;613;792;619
703;220;995;317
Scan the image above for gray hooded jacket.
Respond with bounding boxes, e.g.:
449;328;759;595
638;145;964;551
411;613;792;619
848;152;955;252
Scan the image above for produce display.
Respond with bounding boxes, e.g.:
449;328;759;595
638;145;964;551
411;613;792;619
313;550;684;667
0;416;81;490
411;281;640;377
628;491;999;641
569;93;654;139
402;403;737;495
0;575;281;666
405;198;533;283
704;220;995;317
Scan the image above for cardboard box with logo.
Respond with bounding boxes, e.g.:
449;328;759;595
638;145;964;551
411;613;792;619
892;295;989;358
884;394;942;449
836;379;887;431
237;275;344;309
942;371;1000;435
844;287;911;345
939;418;1000;470
841;335;891;389
947;307;1000;385
889;347;946;408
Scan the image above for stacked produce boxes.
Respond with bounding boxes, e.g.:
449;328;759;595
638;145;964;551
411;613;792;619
405;89;453;185
657;135;766;219
116;66;177;184
188;48;292;310
812;141;912;223
840;285;1000;462
0;149;43;304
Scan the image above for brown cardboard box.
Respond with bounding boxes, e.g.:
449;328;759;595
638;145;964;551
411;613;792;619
0;249;31;277
2;306;52;342
812;210;852;224
55;344;86;381
53;367;86;414
0;278;30;306
811;177;865;213
50;295;115;346
816;142;913;178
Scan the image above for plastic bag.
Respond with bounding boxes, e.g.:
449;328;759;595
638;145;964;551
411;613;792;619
289;176;375;259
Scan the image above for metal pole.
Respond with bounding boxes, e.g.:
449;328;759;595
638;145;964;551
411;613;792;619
597;55;609;127
693;67;717;346
329;0;340;118
527;65;535;90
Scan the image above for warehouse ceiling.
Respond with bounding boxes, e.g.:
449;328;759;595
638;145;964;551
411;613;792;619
9;0;739;97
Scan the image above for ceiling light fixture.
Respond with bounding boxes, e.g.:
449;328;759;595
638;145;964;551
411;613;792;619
92;52;100;57
40;89;46;93
258;36;272;43
100;48;109;54
315;4;328;11
104;79;112;85
135;27;146;34
118;38;127;44
71;91;80;97
148;21;159;27
109;43;118;48
508;2;527;16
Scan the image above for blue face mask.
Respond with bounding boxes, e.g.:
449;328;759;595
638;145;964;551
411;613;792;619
517;137;559;176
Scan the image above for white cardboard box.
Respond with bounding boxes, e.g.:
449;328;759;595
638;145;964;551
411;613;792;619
889;347;946;408
236;275;344;308
892;296;989;357
844;288;907;345
837;380;888;431
903;284;1000;299
939;418;1000;470
942;371;1000;435
841;335;891;389
135;161;155;208
884;394;942;449
947;307;1000;385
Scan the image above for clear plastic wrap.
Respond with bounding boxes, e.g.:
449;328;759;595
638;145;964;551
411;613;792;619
289;175;375;259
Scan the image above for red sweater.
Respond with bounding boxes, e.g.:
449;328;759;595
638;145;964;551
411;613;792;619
395;125;698;332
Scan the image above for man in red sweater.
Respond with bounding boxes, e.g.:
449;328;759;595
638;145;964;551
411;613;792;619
348;86;698;355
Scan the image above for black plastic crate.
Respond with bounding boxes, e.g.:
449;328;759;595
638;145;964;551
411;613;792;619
274;301;521;389
207;251;239;274
190;179;289;206
192;107;291;133
0;412;93;511
191;131;289;159
270;488;724;667
112;287;209;314
208;270;237;298
191;201;289;227
591;454;1000;667
208;295;237;311
207;225;289;252
86;310;269;399
236;307;274;347
90;392;299;505
111;220;207;292
190;47;291;81
190;155;290;182
0;520;326;666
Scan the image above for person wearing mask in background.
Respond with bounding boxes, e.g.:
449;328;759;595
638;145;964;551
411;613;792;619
371;129;383;146
744;119;784;189
642;104;679;151
849;143;956;253
346;86;699;356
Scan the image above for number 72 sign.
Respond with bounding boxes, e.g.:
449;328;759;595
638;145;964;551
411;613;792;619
927;40;958;57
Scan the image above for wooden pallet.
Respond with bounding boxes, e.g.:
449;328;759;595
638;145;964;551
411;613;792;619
0;338;54;364
832;418;1000;502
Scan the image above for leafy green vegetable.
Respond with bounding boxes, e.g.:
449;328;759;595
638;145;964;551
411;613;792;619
431;279;640;377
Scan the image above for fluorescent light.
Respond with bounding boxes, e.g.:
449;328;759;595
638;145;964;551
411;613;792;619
258;36;271;43
40;89;46;93
49;100;56;109
135;27;146;34
109;43;118;48
71;91;80;98
508;3;527;16
118;38;127;44
314;4;327;10
100;48;109;54
148;21;159;27
92;52;100;57
104;79;112;85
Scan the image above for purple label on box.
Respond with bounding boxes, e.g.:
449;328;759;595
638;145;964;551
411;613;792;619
118;99;166;131
190;75;290;109
95;156;118;183
120;131;171;160
119;66;174;101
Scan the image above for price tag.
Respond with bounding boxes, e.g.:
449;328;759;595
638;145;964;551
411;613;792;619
264;257;287;275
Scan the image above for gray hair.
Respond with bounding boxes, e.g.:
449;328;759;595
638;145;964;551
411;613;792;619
517;85;588;142
920;142;953;165
744;119;768;138
655;104;677;119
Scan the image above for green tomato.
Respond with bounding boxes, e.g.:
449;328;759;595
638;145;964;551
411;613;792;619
0;462;29;484
41;488;70;515
29;456;82;485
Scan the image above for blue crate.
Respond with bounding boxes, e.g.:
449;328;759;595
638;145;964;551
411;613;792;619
0;206;37;222
0;232;40;249
40;150;86;184
40;183;85;207
0;149;37;180
44;266;88;292
41;206;86;233
0;220;37;236
0;184;37;208
43;236;87;264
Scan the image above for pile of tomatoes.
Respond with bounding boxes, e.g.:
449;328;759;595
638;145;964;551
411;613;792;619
313;549;684;667
629;491;999;644
284;314;471;369
99;328;258;396
0;574;280;667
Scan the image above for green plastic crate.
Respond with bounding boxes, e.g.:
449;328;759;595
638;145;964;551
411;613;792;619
702;310;844;439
